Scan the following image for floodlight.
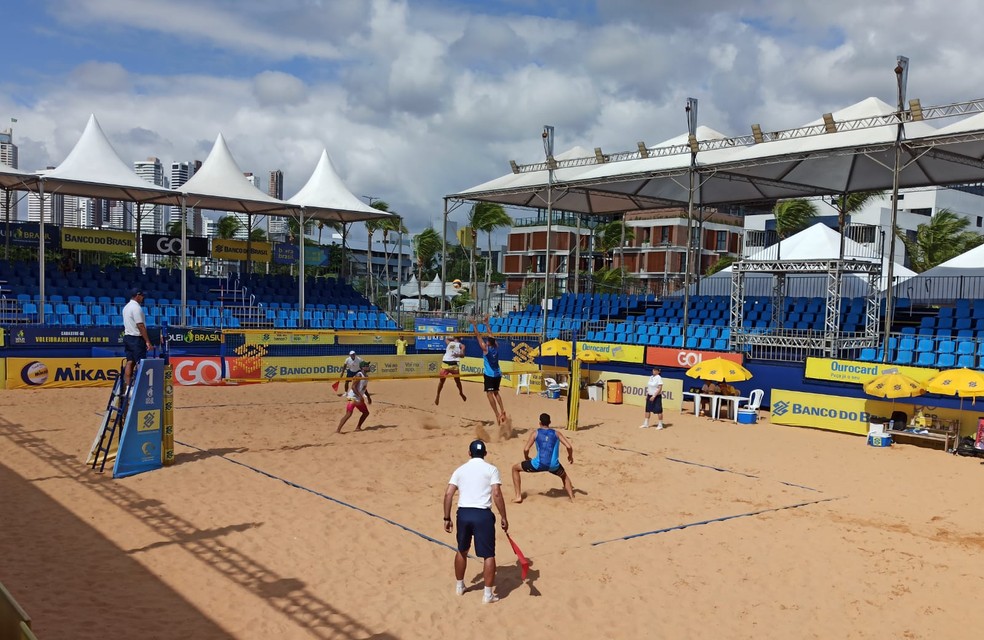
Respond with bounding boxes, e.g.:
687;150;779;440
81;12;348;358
637;141;649;157
751;124;764;144
909;99;923;121
822;113;837;134
594;147;607;163
509;160;520;174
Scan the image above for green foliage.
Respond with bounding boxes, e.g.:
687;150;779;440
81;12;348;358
705;254;735;276
519;279;544;309
897;209;984;272
773;199;818;238
594;219;635;255
216;215;243;239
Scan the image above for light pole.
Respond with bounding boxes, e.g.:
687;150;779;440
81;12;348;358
541;125;555;341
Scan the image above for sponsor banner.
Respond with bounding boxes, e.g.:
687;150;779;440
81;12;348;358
257;354;444;381
0;221;59;247
590;371;682;412
6;326;127;347
805;357;939;384
166;327;223;346
645;347;743;369
272;243;329;266
114;358;164;478
142;233;210;257
578;342;645;364
7;357;120;389
212;239;272;262
459;356;528;387
61;228;135;253
172;357;225;386
0;358;5;389
415;317;458;351
243;330;335;346
0;327;4;347
336;333;399;346
772;388;976;437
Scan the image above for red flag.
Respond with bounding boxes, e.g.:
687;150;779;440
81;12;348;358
506;533;530;580
331;381;340;393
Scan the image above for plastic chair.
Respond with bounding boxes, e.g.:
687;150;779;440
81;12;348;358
741;389;764;411
515;373;531;395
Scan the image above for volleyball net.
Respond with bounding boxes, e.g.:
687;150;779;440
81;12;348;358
220;328;545;384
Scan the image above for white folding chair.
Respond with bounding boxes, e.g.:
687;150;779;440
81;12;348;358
515;373;531;395
742;389;764;411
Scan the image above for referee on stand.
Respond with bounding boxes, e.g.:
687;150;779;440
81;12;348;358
122;288;153;388
444;439;509;604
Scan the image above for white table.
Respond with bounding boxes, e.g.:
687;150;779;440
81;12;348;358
681;392;749;422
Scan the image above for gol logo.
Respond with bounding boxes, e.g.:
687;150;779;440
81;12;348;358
173;358;224;385
772;400;790;416
676;351;702;367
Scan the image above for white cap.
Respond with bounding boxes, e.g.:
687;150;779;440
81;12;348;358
350;350;356;356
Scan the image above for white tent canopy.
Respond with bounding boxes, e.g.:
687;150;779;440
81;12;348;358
182;134;288;215
696;223;914;297
420;275;460;298
918;243;984;277
0;163;40;191
288;150;397;223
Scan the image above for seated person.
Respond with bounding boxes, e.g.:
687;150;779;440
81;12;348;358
699;381;720;416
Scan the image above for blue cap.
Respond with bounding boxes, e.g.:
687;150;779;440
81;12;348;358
129;288;144;299
469;439;487;458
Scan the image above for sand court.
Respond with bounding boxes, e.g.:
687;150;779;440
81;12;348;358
2;379;984;639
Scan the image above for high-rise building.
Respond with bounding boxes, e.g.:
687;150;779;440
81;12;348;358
27;191;79;226
169;160;204;235
0;128;16;168
1;128;17;222
267;169;287;238
134;157;165;234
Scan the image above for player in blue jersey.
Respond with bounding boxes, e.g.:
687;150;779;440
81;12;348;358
475;320;506;424
511;413;575;503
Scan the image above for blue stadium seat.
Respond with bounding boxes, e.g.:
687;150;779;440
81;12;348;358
957;354;976;369
937;353;956;368
915;352;935;367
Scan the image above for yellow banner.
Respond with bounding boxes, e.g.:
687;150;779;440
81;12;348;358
577;342;645;364
61;228;135;253
258;354;445;381
458;356;536;388
771;389;977;437
337;333;399;346
6;357;120;389
805;357;939;384
243;330;335;345
213;239;272;262
0;358;6;389
589;371;682;411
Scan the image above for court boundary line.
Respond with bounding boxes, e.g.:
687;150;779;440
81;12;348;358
175;439;464;555
590;496;842;546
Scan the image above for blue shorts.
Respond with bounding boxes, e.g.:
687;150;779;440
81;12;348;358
645;396;663;413
345;369;358;378
456;507;496;558
123;335;147;364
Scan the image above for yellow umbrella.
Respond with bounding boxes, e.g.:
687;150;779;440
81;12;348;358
925;368;984;397
576;350;610;363
863;373;925;399
530;338;572;358
685;357;753;382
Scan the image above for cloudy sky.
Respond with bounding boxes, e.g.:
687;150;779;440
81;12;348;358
3;0;984;235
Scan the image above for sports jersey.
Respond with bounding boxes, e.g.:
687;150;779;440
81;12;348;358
483;345;501;377
530;428;561;471
444;340;463;363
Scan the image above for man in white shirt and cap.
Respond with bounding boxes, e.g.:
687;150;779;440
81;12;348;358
122;288;153;387
337;350;364;395
444;439;509;603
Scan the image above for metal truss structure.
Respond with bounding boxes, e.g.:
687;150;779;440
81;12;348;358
729;259;882;358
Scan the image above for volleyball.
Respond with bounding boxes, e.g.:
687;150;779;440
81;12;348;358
452;279;462;289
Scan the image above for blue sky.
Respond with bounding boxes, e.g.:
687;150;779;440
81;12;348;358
3;0;984;234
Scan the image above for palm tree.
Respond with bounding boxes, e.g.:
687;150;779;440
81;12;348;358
705;254;735;276
897;209;984;272
594;219;635;268
467;202;512;313
365;201;390;301
379;215;408;311
249;227;267;242
412;227;442;304
216;215;243;239
166;220;187;237
773;199;818;239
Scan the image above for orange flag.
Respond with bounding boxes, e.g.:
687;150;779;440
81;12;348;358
507;533;529;580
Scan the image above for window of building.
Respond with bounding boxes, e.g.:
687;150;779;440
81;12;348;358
978;216;982;228
659;226;669;243
910;207;932;216
715;231;728;252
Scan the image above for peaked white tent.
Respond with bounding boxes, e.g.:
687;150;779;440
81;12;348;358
0;163;40;190
697;223;914;297
420;275;460;299
287;150;396;223
918;243;984;278
182;134;287;215
900;242;984;302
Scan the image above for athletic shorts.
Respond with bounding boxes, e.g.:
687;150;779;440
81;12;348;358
483;375;502;392
645;396;663;414
345;369;359;378
346;400;369;414
123;335;147;363
440;361;460;377
520;460;565;476
456;507;496;558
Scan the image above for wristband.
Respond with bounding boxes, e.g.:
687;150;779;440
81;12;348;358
443;517;451;521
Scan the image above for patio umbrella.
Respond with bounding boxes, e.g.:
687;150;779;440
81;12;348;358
862;372;925;423
863;373;925;399
925;367;984;410
530;338;572;357
685;357;753;383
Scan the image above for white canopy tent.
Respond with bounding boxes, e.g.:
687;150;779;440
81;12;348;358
696;223;915;297
899;242;984;302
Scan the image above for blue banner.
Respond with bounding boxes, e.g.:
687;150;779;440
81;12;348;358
415;317;459;351
2;326;162;348
272;243;331;266
0;222;60;247
114;358;164;478
273;242;299;265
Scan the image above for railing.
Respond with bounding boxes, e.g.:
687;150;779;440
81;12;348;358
741;224;884;260
895;275;984;305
